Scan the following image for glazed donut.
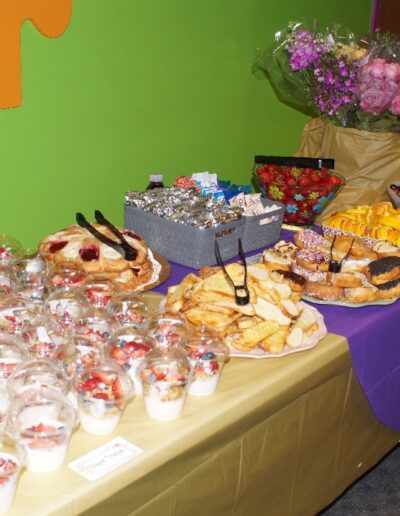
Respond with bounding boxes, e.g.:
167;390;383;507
305;281;343;301
365;256;400;285
327;271;364;288
271;269;306;292
344;286;378;304
340;257;371;274
376;277;400;300
295;249;330;272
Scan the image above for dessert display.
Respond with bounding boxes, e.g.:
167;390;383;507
106;327;155;394
13;388;76;473
253;156;344;226
0;434;25;513
39;223;156;291
165;262;326;355
74;360;134;435
184;333;229;396
278;229;400;305
139;348;192;420
323;202;400;246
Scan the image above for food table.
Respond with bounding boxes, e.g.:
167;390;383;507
8;231;400;516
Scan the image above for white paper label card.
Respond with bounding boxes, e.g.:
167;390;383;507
68;437;143;481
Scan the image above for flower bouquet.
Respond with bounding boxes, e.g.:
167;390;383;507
253;21;400;133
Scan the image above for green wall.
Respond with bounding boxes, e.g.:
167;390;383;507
1;0;372;248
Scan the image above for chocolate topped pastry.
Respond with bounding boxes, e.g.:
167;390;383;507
271;269;306;292
365;256;400;286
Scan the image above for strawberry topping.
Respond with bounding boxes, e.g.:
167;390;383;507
79;245;100;261
49;241;68;253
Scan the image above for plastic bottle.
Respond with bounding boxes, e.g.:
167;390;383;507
146;174;164;190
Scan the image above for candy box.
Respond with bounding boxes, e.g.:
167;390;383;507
124;205;245;268
253;156;344;227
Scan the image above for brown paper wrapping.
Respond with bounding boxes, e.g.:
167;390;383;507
295;118;400;221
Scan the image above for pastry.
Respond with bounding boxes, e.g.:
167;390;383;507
293;229;330;250
376;277;400;300
304;282;343;301
262;249;291;272
295;249;330;272
344;286;378;304
372;240;400;259
271;269;306;292
326;271;364;288
39;225;154;290
364;256;400;286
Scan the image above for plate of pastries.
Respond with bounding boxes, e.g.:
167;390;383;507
39;217;170;291
262;230;400;306
165;262;327;357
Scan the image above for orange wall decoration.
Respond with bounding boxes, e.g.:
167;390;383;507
0;0;72;108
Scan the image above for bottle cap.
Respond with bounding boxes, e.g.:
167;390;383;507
150;174;163;183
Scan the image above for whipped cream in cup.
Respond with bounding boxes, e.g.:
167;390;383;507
0;334;28;385
147;312;188;348
139;347;192;421
74;360;134;435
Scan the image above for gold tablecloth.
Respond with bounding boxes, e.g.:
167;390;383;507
8;327;399;516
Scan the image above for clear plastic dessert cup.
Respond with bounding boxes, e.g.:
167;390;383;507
184;333;229;397
13;387;76;473
43;289;88;330
0;236;24;266
81;279;119;309
21;314;68;360
0;432;26;513
57;334;104;381
73;360;134;435
147;312;188;348
138;347;192;421
0;334;28;384
47;265;87;290
106;327;155;394
71;307;116;349
107;291;150;329
12;253;48;303
0;386;9;436
7;357;69;403
0;296;39;337
0;266;16;295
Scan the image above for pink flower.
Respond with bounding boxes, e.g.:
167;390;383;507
360;87;391;114
390;95;400;115
367;58;386;79
385;63;400;82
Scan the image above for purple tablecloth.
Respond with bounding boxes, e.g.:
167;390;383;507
152;230;400;430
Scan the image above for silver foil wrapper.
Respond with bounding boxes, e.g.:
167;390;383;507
125;188;243;227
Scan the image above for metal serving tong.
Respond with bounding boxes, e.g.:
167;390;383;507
76;210;137;261
214;239;250;305
328;234;354;273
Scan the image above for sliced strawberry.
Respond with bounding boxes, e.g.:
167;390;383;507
111;346;126;362
91;371;114;385
210;361;219;373
112;378;123;399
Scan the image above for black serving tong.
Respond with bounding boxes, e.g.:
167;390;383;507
214;239;250;305
76;211;137;261
328;234;354;273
